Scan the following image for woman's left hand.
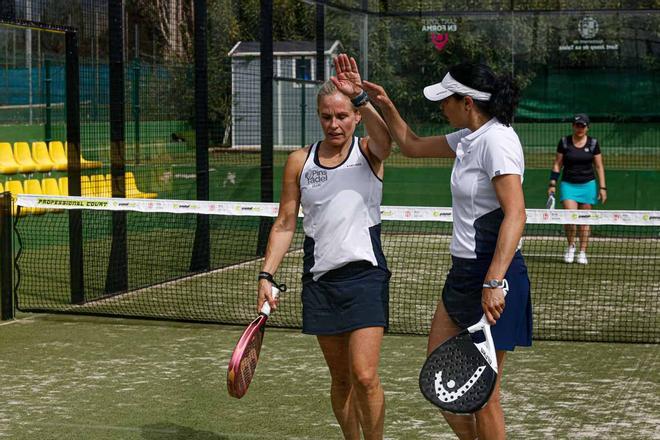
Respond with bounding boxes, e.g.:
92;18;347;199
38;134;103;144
330;53;363;98
599;188;607;204
482;287;506;325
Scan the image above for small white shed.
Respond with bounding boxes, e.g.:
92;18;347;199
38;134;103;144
228;40;343;149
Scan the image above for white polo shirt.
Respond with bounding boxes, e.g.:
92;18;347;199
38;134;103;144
445;118;525;259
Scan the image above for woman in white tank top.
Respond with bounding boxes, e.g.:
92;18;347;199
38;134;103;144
258;54;392;440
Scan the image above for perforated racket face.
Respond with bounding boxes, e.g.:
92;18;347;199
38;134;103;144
419;331;497;414
227;316;266;399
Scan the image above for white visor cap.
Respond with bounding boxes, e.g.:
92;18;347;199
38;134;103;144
423;72;492;102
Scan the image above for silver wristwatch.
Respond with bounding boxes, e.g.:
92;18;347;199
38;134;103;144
482;279;505;289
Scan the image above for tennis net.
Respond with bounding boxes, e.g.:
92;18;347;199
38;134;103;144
8;194;660;343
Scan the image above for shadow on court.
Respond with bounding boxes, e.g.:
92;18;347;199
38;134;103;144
141;423;229;440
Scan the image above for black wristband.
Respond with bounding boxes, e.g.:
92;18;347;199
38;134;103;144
351;90;369;107
258;271;273;282
258;272;287;292
600;187;607;190
549;171;560;181
548;184;556;188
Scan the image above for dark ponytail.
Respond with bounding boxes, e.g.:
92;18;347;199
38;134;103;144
489;73;520;126
448;63;520;126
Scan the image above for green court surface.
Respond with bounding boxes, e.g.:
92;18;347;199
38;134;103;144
0;314;658;440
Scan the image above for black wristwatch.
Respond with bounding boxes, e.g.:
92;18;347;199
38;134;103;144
482;279;505;289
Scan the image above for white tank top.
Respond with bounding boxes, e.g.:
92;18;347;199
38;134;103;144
300;137;384;281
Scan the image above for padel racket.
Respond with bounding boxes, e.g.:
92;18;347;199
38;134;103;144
419;280;508;414
227;281;286;399
546;192;556;210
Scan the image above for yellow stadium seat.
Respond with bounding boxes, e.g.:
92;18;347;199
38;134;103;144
126;172;157;198
58;176;87;197
58;177;68;196
4;180;28;216
0;142;19;174
48;141;68;171
32;141;55;172
81;155;103;170
105;172;157;198
63;141;103;170
105;171;158;199
23;179;46;214
13;142;38;173
41;178;64;213
0;182;3;192
81;175;93;196
42;177;60;195
90;174;111;197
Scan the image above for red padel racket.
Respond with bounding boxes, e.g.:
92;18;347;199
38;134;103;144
227;281;286;399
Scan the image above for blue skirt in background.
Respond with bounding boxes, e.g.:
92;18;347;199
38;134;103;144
560;180;598;205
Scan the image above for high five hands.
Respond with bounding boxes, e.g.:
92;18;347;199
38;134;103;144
331;53;393;109
330;54;364;99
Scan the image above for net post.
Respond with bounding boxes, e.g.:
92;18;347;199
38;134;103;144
45;59;52;142
191;0;210;272
315;3;325;82
0;192;13;320
258;0;274;256
65;29;85;305
105;0;129;294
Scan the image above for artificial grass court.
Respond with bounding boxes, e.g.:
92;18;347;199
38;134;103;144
0;313;658;440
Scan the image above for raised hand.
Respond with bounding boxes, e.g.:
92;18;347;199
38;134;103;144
362;80;393;109
330;53;363;99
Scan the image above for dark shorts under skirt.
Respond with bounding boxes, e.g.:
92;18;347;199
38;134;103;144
302;261;390;336
442;251;533;351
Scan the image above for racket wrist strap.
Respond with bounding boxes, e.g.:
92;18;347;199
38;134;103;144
258;271;274;281
258;271;287;292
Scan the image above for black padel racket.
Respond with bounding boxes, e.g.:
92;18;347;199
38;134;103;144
419;280;508;414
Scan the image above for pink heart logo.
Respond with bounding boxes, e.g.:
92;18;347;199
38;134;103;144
431;33;449;51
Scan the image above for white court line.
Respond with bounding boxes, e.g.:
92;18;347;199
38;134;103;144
70;248;304;308
523;252;660;260
0;314;49;326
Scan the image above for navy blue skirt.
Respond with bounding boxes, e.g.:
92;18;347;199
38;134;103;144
301;261;390;335
442;251;532;351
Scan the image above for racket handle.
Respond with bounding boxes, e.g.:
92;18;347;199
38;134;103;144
470;279;510;331
260;286;280;316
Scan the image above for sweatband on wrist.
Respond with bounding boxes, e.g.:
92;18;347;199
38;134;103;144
549;171;560;181
351;90;369;107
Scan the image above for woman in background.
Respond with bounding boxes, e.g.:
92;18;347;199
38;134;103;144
548;113;607;265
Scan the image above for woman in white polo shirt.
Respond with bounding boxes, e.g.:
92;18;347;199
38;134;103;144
362;63;531;440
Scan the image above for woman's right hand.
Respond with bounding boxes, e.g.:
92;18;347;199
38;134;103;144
331;53;363;98
257;279;278;313
547;186;556;197
362;80;393;109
